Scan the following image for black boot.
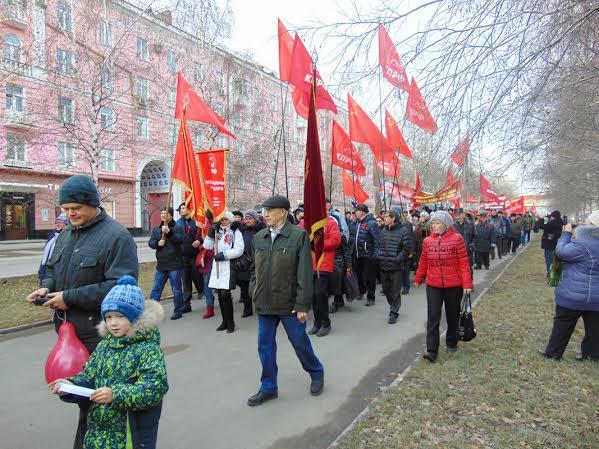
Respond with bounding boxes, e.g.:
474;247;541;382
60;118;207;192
216;322;227;331
227;321;235;333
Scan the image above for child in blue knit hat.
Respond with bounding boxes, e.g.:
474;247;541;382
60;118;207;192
50;276;168;449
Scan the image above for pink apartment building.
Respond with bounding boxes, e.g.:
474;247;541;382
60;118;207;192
0;0;347;240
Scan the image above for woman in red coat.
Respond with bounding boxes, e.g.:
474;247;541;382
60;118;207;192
415;211;473;362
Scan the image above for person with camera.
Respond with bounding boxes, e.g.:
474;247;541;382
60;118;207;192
236;210;265;318
25;175;138;449
537;210;564;278
202;210;244;333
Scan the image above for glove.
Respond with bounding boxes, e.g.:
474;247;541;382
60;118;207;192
207;227;216;239
214;252;225;261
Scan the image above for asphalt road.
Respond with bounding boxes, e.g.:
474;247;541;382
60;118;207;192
0;251;516;449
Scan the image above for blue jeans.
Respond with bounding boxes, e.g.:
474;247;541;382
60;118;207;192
203;273;214;306
150;269;184;314
544;249;554;275
401;265;411;292
520;231;526;245
257;314;324;393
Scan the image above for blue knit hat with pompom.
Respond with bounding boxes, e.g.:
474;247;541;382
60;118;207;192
101;276;145;324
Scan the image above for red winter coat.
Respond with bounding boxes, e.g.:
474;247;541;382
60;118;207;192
414;227;473;289
299;216;342;273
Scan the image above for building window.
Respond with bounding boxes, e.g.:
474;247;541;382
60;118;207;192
100;64;113;90
3;34;21;62
56;2;73;32
233;78;248;102
216;135;226;148
58;96;73;123
166;50;177;73
193;62;203;82
5;84;23;112
236;141;245;157
168;121;177;146
136;77;149;100
56;48;74;76
6;133;25;162
136;37;148;61
99;21;113;46
216;71;224;94
58;142;74;167
168;86;176;107
100;106;115;131
193;131;203;149
101;148;115;171
136;116;149;139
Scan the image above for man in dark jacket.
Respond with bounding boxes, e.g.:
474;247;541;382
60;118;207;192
148;206;185;320
176;203;203;313
509;215;523;253
349;204;381;306
237;209;266;317
26;174;138;449
248;195;324;406
474;211;497;270
378;210;413;324
454;208;475;268
538;210;564;277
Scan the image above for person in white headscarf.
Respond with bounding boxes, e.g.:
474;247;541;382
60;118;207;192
38;214;70;282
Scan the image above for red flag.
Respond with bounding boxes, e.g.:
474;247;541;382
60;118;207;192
467;193;478;202
197;150;227;221
303;74;328;271
331;120;366;176
504;197;525;215
175;72;235;139
479;174;499;201
451;135;470;166
405;77;437;135
385;110;412;159
414;174;422;194
378;25;410;91
376;154;401;178
445;167;455;188
288;35;337;119
171;114;205;226
348;94;395;162
531;204;537;215
451;198;461;209
342;170;369;204
278;19;294;82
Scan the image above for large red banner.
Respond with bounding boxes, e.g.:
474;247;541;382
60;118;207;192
197;149;227;221
504;196;525;215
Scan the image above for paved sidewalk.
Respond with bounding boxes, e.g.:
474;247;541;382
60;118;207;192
0;254;514;449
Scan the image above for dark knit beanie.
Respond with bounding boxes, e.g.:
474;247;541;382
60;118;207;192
550;210;561;219
59;175;100;207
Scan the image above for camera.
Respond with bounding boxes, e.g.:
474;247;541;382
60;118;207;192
34;295;51;306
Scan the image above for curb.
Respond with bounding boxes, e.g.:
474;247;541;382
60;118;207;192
327;244;529;449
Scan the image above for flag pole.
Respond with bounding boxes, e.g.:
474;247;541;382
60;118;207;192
377;50;387;211
328;122;334;200
275;80;290;197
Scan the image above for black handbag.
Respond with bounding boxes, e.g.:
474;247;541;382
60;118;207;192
458;293;477;341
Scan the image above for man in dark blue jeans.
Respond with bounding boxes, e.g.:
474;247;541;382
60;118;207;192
538;210;563;278
148;207;185;319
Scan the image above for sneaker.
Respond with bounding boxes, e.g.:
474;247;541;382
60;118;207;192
181;304;192;314
473;266;482;270
310;377;324;396
423;351;437;362
247;390;278;407
170;313;183;320
388;315;398;324
538;348;560;360
316;326;331;337
365;299;375;307
308;325;320;335
216;322;227;331
401;288;409;295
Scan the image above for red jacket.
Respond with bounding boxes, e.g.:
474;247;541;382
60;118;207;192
414;227;473;289
300;216;342;273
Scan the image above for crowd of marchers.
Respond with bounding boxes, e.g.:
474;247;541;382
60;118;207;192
24;174;599;449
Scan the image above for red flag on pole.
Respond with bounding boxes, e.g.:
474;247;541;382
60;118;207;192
450;135;470;166
385;110;412;159
171;114;205;226
331;120;366;176
288;35;337;119
377;154;401;178
342;170;369;204
467;193;478;202
479;174;499;201
445;167;455;188
197;150;227;221
303;73;328;271
405;77;438;135
414;174;422;194
277;19;294;82
378;25;410;91
348;94;395;162
175;72;236;139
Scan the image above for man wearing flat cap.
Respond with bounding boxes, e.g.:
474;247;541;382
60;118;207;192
349;203;381;306
26;174;138;449
248;195;324;406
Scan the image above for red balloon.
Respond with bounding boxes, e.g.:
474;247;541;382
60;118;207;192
45;322;90;384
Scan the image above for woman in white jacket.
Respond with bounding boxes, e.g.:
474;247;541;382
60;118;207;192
203;211;244;333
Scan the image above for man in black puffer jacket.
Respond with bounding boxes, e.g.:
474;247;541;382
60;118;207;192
538;210;564;278
377;210;413;324
176;203;203;313
349;204;381;306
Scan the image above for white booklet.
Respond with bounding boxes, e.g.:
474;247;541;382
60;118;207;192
58;383;95;398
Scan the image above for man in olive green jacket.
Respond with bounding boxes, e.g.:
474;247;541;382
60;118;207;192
247;195;324;407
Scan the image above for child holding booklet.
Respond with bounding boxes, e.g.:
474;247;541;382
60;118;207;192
50;276;168;449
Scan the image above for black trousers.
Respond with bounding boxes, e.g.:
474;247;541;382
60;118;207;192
182;256;203;305
426;285;463;353
313;273;331;328
237;279;252;315
73;400;91;449
496;236;504;259
476;251;490;268
510;237;519;253
381;270;402;317
355;257;377;301
215;289;234;326
545;304;599;360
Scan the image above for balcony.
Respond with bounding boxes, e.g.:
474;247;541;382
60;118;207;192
5;110;35;129
0;58;32;76
1;4;28;29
